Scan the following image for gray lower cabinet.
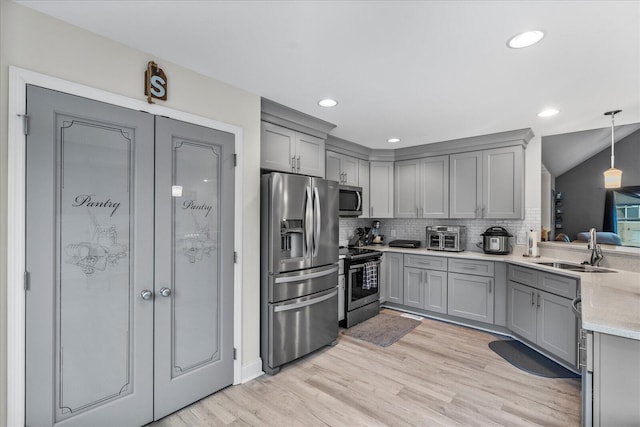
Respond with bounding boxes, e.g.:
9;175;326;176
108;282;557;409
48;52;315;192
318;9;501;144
507;280;577;365
385;252;404;304
403;267;447;313
447;272;494;323
379;254;387;302
593;332;640;426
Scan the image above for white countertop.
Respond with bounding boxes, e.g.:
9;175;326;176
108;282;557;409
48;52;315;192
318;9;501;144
364;245;640;341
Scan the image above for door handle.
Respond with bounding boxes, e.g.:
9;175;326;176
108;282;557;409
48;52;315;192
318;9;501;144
531;291;535;306
537;293;541;308
140;289;153;300
291;156;296;173
297;156;301;172
159;287;172;297
488;279;492;293
313;187;321;257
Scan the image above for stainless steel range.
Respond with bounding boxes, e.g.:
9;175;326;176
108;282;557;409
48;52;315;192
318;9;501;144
342;247;383;328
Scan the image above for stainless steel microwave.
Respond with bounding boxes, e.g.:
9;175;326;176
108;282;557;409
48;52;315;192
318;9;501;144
338;185;362;216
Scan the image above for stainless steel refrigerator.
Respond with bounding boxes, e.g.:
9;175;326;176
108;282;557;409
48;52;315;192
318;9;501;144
260;172;339;375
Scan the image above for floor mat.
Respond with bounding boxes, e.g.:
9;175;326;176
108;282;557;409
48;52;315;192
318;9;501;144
342;312;420;347
489;339;580;379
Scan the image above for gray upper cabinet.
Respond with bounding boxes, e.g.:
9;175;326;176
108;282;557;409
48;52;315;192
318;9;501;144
449;151;482;218
326;151;358;185
450;146;524;219
394;160;420;218
395;156;449;218
483;146;524;219
358;159;370;218
261;121;325;178
369;161;394;218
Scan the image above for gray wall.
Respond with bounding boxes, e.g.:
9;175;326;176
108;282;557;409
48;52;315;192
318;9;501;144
556;129;640;240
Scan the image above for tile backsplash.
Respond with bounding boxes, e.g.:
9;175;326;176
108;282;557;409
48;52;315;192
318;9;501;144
340;208;541;253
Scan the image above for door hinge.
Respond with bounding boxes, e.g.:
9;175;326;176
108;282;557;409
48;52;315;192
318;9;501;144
234;251;238;263
233;153;237;167
233;348;237;360
24;271;30;291
18;114;29;136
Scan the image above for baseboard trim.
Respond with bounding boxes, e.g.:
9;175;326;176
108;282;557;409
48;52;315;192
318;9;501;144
241;358;264;383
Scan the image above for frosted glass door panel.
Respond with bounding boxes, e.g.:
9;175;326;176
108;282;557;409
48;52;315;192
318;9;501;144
154;116;234;420
58;118;133;416
173;141;221;373
26;85;154;427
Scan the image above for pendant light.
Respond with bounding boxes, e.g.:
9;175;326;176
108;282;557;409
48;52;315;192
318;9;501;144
603;109;623;188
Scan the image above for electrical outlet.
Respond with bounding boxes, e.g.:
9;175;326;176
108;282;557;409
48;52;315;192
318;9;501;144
516;231;526;245
391;229;397;238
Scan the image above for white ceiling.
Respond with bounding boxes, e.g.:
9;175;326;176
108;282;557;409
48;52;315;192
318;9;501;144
15;0;640;150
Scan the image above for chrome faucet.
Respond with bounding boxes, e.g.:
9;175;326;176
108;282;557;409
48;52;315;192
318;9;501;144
584;228;604;267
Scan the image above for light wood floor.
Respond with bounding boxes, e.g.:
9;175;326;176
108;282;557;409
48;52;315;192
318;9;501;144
149;309;581;426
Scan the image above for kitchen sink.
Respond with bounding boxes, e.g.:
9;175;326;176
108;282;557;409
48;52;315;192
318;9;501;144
533;261;616;273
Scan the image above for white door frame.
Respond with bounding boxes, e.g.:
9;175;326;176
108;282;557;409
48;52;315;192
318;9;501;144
7;66;245;427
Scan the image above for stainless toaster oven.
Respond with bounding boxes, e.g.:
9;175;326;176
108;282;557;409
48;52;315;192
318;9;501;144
426;225;466;252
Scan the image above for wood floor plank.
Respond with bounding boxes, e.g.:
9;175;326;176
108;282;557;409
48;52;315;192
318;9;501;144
148;309;581;427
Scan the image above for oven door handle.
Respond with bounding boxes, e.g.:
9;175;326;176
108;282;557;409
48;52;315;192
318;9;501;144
349;259;382;270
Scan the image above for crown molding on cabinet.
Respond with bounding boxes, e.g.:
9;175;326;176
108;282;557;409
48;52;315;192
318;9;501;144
261;98;336;140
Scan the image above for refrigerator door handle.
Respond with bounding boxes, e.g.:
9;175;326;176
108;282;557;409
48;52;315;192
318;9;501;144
313;187;321;257
274;265;339;283
304;186;313;258
273;289;338;313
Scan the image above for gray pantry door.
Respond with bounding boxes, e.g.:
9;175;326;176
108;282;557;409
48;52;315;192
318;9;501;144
153;116;235;420
25;85;235;427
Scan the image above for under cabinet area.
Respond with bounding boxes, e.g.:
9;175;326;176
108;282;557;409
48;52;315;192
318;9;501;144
507;265;578;365
261;121;325;177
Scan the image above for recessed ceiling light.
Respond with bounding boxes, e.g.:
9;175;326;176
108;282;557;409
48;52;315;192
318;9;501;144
387;138;401;143
538;108;559;117
318;98;338;107
507;30;544;49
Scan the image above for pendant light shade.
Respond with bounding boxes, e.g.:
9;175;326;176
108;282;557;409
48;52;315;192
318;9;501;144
604;167;622;188
603;110;622;189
